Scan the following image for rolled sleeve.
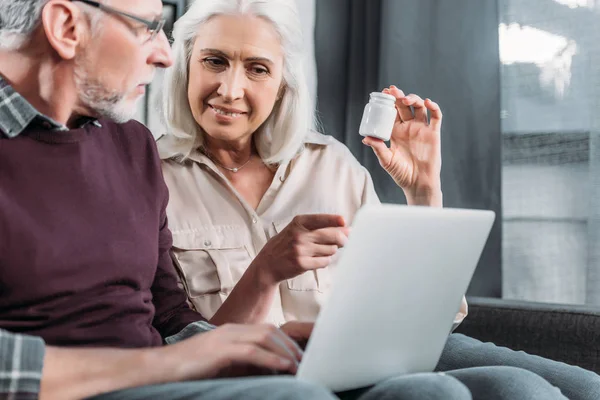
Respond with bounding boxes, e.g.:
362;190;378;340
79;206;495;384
0;329;45;399
451;296;469;332
164;321;216;345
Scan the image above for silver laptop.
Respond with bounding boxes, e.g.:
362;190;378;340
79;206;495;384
296;204;495;392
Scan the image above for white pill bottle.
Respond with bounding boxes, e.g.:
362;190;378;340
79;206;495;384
358;92;397;141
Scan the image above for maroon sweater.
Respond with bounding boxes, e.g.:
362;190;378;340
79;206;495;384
0;119;203;348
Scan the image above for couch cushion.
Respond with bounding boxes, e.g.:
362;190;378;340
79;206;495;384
455;297;600;374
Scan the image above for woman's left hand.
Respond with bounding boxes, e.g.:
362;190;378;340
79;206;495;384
279;321;314;350
362;85;443;207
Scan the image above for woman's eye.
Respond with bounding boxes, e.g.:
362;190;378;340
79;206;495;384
202;57;226;68
250;66;269;76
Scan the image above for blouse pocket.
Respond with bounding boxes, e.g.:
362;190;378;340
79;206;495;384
171;228;251;298
273;219;331;292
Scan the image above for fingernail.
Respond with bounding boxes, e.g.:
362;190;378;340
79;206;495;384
295;344;304;356
280;358;292;367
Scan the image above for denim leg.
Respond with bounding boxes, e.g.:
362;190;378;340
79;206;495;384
87;376;336;400
339;366;565;400
446;366;566;400
437;333;600;400
337;373;472;400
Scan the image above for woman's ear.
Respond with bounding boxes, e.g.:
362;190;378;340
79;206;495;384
41;1;86;60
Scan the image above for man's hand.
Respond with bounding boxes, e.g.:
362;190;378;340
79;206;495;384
39;323;306;399
159;323;304;379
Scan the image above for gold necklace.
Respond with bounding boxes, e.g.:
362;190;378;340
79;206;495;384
203;149;253;173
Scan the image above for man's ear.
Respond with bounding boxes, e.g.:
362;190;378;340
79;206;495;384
41;1;87;60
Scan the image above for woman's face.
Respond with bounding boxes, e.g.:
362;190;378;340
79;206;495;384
188;14;285;145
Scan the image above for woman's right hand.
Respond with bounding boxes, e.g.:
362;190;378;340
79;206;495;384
251;214;350;285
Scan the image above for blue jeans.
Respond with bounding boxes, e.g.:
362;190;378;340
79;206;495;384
436;333;600;400
338;366;565;399
89;367;565;400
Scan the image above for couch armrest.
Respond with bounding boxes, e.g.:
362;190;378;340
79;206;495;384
454;296;600;374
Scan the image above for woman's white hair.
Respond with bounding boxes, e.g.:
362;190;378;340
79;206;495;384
160;0;315;165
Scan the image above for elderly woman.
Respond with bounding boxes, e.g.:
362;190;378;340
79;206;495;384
157;0;598;399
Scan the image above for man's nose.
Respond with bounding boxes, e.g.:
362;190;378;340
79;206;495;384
148;30;174;69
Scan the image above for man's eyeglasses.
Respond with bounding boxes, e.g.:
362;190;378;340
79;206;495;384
71;0;166;41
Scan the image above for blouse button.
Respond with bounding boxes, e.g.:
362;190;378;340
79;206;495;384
203;240;212;247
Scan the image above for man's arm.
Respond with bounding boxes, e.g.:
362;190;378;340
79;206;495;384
0;329;44;399
151;237;208;337
151;174;208;337
0;328;174;400
40;343;167;400
2;323;305;400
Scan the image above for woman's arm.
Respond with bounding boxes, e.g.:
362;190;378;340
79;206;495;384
405;187;443;208
209;214;349;325
362;86;444;208
208;261;279;325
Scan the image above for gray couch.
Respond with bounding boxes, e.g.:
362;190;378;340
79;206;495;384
454;297;600;374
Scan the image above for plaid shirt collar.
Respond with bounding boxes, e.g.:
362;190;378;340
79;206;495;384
0;75;101;138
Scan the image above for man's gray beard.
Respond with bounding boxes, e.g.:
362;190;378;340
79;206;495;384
74;59;137;124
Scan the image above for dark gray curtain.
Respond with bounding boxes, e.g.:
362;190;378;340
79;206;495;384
315;0;502;297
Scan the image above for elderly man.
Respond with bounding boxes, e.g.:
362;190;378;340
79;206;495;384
0;0;334;399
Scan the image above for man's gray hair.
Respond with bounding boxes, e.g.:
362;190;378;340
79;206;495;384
0;0;49;50
0;0;105;51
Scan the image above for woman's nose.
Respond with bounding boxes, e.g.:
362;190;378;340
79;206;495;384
217;70;246;101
